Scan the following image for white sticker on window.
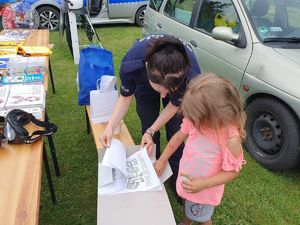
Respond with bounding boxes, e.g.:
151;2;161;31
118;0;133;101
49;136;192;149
270;27;283;32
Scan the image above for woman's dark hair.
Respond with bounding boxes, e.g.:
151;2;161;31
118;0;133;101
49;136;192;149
146;36;189;92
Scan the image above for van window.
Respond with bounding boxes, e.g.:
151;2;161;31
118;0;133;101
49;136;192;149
149;0;164;11
164;0;195;26
196;0;240;34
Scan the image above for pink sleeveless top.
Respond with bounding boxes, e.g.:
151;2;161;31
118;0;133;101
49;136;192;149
176;118;246;206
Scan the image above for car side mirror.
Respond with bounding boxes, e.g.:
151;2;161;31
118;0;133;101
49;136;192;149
212;27;239;42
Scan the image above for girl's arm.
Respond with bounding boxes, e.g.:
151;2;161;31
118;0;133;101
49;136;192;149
181;136;243;193
141;102;179;154
154;130;188;176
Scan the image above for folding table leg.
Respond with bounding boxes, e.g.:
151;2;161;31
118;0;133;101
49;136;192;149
43;143;56;204
85;107;90;134
45;112;60;177
47;135;60;177
48;58;56;94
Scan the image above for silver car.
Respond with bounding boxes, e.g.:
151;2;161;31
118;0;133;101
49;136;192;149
27;0;147;31
143;0;300;170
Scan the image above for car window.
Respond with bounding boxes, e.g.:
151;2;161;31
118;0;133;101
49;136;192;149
243;0;300;40
287;6;300;29
149;0;164;11
164;0;195;26
195;0;240;34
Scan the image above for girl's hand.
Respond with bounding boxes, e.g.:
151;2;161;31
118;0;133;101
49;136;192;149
100;126;113;148
180;174;207;193
141;133;154;155
153;159;167;177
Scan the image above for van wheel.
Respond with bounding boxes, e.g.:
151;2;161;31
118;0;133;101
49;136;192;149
135;6;146;27
37;6;60;31
245;97;300;170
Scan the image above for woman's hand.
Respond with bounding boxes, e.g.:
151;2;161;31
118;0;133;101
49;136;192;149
141;132;154;155
154;158;167;177
180;174;207;193
100;126;114;148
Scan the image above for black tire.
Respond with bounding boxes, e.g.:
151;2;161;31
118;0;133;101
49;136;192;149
135;6;146;27
37;6;60;31
245;97;300;170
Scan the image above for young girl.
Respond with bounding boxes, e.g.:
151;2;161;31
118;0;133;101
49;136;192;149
154;73;246;225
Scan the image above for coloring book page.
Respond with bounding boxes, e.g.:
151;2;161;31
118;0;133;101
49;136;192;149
98;139;162;195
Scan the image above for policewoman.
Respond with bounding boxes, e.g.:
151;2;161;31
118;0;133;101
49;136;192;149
100;35;201;189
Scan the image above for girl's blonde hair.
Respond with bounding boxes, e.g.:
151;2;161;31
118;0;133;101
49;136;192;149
180;73;246;139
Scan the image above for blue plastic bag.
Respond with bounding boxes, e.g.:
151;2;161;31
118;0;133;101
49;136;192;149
78;46;114;105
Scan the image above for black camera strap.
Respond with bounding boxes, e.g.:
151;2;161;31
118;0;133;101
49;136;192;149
24;115;57;144
1;109;58;145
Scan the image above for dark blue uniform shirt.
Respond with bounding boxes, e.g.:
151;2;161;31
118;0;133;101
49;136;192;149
119;34;201;107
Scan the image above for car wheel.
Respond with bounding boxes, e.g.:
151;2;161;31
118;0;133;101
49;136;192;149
245;97;300;170
135;6;146;27
37;6;60;31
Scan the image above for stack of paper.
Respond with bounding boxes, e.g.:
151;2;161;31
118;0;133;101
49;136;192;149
0;84;45;119
98;139;162;195
5;84;45;109
0;107;43;119
6;56;46;75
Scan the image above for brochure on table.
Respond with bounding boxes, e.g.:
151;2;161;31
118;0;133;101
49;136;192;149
0;84;45;119
97;139;176;225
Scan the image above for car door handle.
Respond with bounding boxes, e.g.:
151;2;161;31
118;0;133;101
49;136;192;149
190;40;198;47
157;23;162;29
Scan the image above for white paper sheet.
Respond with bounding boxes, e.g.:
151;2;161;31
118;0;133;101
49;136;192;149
97;144;176;225
98;140;162;195
124;148;161;193
102;139;127;175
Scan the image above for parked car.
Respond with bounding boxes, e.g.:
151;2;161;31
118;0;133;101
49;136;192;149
22;0;61;31
142;0;300;170
1;0;147;31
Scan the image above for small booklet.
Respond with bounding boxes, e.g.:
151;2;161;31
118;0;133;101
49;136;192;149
98;139;162;195
0;73;44;85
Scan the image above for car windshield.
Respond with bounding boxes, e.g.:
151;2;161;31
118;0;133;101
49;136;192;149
243;0;300;42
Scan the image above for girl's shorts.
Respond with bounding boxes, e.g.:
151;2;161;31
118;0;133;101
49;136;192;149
184;200;215;222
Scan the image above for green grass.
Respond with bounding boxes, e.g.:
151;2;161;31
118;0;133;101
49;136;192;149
41;25;300;225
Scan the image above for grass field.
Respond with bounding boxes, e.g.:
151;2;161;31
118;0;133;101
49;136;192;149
40;25;300;225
